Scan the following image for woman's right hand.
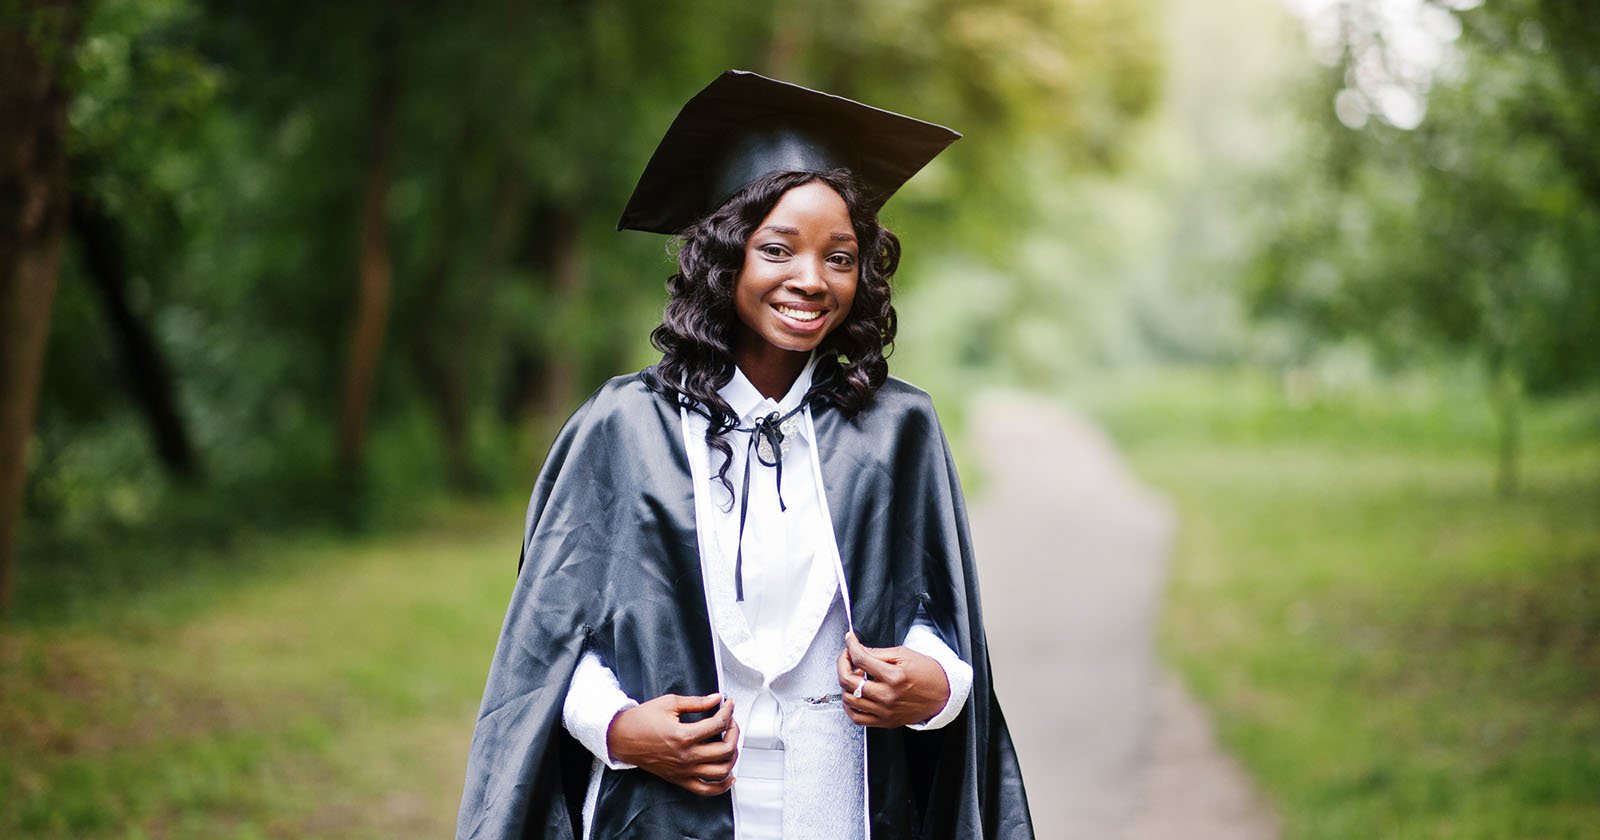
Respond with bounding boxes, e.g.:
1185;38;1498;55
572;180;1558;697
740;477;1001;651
606;693;739;797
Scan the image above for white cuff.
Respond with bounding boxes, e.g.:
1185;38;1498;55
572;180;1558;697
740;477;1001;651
562;649;639;770
902;620;973;731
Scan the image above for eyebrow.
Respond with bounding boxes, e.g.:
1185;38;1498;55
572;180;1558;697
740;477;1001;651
757;225;857;244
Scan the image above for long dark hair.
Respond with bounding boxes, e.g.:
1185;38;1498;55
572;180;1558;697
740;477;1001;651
642;168;901;491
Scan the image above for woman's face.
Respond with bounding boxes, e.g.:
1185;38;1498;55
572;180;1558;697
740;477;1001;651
732;180;859;360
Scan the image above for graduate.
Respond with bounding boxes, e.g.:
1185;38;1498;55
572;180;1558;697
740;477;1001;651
457;70;1033;840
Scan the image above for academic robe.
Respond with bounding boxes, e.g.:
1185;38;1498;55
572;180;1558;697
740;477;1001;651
456;370;1034;839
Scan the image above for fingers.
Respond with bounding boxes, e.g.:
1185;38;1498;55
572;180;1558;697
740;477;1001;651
681;719;739;797
684;752;739;800
843;681;891;726
844;632;900;682
837;647;863;689
680;695;735;742
842;634;908;711
683;717;739;764
842;676;886;716
844;633;937;728
843;645;951;729
621;692;744;798
844;633;908;684
688;738;738;776
844;703;882;726
684;771;736;797
670;692;725;715
841;669;876;704
840;671;887;725
686;755;737;779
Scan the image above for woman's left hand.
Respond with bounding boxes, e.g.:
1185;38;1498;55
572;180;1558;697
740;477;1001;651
836;631;950;728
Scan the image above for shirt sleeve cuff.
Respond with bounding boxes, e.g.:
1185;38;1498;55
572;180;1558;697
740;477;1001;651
901;621;973;731
562;649;640;770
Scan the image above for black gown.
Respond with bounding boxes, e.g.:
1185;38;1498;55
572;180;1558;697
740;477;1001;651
456;370;1034;839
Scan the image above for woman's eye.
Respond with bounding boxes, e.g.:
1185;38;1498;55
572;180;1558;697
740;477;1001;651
829;253;857;267
759;244;788;258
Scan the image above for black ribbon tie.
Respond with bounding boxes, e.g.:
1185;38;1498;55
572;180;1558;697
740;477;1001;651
734;404;805;601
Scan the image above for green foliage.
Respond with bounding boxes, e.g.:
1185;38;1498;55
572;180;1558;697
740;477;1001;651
1249;0;1600;397
1081;368;1600;838
23;0;1167;581
890;0;1321;400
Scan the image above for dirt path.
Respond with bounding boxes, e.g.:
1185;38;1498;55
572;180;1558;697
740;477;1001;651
967;392;1277;839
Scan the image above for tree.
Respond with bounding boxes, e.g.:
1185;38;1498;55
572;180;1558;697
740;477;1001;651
1;0;78;609
337;14;399;474
1251;0;1600;493
69;173;199;479
13;0;1166;563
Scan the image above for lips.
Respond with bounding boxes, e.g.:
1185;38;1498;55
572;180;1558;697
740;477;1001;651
774;303;823;322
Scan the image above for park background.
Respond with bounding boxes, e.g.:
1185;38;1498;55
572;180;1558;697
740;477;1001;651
2;0;1597;837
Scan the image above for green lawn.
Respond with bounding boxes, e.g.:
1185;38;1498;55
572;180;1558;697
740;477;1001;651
0;502;519;839
1076;368;1600;839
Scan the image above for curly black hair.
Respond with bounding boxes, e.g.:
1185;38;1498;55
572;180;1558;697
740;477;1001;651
642;168;901;493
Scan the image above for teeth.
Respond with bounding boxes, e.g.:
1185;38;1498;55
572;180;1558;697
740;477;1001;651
776;304;822;322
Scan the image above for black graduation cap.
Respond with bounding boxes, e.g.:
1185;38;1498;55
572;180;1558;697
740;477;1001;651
617;70;961;234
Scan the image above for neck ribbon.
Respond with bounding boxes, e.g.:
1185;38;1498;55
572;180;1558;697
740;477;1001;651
732;402;806;601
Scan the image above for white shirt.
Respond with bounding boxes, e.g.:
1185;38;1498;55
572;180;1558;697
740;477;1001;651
562;357;972;836
716;357;833;678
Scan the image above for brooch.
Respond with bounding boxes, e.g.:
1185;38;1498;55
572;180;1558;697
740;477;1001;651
755;413;801;463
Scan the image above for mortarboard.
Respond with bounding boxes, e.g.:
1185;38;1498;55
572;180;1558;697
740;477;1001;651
617;70;961;234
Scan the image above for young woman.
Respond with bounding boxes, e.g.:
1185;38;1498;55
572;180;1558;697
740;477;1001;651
457;71;1033;840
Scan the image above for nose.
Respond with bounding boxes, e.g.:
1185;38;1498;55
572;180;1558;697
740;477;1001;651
786;257;826;295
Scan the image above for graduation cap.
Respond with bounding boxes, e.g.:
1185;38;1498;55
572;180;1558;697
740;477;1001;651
617;70;961;234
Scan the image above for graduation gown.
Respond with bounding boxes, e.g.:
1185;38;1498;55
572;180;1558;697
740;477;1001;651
456;371;1034;839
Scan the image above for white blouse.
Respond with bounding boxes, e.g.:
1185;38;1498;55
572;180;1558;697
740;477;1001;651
562;357;972;837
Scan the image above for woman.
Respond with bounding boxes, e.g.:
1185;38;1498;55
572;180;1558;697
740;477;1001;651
458;71;1032;840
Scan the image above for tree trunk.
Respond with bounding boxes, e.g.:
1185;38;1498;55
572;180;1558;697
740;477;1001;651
765;4;812;80
1486;350;1522;498
409;274;473;488
0;2;77;611
70;183;200;479
408;201;473;488
337;44;399;473
537;206;584;419
406;136;525;491
502;199;586;424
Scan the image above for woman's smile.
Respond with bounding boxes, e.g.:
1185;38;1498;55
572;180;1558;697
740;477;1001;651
773;302;824;324
732;180;859;375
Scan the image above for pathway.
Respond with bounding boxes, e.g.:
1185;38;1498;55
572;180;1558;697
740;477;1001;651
967;392;1277;839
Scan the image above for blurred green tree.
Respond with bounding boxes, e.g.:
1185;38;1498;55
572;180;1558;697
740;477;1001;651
1250;0;1600;494
11;0;1164;601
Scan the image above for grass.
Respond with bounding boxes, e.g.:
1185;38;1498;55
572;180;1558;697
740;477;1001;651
0;500;521;839
1071;367;1600;839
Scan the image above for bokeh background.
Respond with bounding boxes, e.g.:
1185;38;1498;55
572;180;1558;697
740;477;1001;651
2;0;1596;837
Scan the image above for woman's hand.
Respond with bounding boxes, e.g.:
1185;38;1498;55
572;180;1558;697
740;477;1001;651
837;632;950;728
606;693;739;797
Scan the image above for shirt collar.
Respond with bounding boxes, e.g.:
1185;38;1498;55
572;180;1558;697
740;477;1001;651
720;353;817;427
